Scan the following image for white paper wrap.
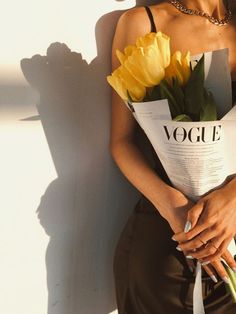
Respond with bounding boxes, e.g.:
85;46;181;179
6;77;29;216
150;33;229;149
126;48;236;313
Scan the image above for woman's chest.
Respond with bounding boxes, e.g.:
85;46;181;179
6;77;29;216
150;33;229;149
165;19;236;79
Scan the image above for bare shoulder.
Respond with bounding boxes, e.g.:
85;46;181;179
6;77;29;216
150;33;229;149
111;2;178;64
113;3;174;48
149;2;180;29
114;6;152;46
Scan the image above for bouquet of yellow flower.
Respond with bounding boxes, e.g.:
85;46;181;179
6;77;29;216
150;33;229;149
107;31;236;310
107;31;217;122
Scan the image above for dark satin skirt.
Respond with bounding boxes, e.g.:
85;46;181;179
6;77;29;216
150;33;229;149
113;194;236;314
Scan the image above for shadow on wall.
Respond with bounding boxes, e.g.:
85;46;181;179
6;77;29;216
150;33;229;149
21;43;84;314
20;1;161;313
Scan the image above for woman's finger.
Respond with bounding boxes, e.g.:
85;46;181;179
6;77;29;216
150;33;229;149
173;221;210;244
172;202;205;242
176;227;217;252
210;259;230;284
200;236;232;263
202;263;218;283
221;250;236;272
186;201;205;230
189;235;222;259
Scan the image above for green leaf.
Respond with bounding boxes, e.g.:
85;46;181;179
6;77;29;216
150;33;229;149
224;263;236;303
200;89;217;121
184;54;205;121
159;79;182;118
173;114;192;122
172;77;185;113
148;85;161;101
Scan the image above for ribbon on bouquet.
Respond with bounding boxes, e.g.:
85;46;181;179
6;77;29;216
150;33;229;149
193;261;205;314
192;238;236;314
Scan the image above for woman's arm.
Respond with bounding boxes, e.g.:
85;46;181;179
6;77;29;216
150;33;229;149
109;8;194;233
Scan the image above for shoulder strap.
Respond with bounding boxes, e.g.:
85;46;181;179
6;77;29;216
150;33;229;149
144;6;157;33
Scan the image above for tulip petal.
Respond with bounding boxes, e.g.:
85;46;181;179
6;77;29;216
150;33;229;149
116;45;136;64
155;32;171;67
118;66;146;101
107;65;146;102
165;50;191;86
124;46;165;87
107;71;128;101
116;50;126;64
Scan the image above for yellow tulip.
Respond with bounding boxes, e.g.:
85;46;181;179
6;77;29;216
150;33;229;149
107;65;146;102
107;70;128;101
155;32;171;68
165;50;191;86
136;32;170;68
181;51;191;84
136;32;157;47
116;45;136;64
123;45;166;87
108;31;191;102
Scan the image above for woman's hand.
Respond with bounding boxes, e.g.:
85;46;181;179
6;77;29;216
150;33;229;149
163;192;195;234
160;192;198;272
201;250;236;284
165;195;236;280
172;178;236;263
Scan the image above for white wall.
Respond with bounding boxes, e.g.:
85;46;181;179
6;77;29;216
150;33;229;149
0;1;157;314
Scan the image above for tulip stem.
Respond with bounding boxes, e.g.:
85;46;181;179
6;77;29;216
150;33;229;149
223;263;236;303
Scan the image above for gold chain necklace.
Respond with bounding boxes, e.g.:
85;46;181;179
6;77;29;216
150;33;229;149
169;0;232;26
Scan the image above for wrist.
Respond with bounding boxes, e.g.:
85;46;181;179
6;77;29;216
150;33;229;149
153;185;191;220
222;175;236;206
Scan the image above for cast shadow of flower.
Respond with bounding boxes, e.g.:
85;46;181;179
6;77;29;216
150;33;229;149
20;1;160;313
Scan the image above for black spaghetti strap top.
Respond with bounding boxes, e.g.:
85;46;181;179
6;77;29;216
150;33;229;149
144;6;157;32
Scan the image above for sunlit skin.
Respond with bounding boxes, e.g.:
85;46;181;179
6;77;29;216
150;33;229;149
110;0;236;283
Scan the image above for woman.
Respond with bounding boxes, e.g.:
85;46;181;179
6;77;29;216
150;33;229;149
110;1;236;313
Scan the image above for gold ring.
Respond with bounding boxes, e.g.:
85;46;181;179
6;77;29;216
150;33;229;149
199;238;206;245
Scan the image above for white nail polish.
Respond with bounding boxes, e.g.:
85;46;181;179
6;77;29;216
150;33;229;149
171;236;177;241
186;255;194;259
184;221;192;233
210;275;218;283
222;276;230;284
201;261;210;266
176;246;182;251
